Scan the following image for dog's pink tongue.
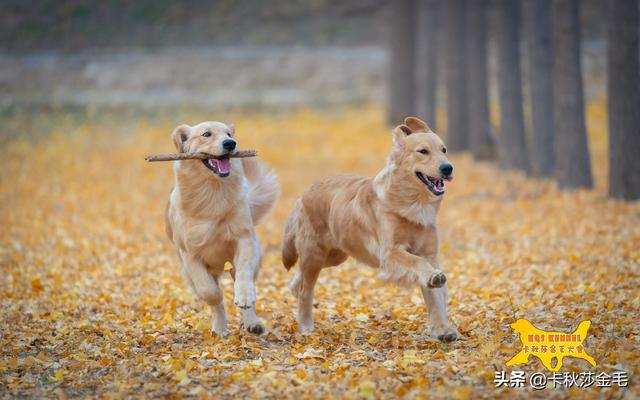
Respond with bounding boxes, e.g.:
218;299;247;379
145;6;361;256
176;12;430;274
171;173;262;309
215;158;231;174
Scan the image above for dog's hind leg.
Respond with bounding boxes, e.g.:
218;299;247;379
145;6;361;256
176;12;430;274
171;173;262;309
291;249;345;298
326;249;348;266
294;249;345;334
180;251;227;336
290;252;325;334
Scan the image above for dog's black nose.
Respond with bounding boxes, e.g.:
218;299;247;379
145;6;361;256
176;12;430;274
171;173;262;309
222;139;236;151
440;163;453;176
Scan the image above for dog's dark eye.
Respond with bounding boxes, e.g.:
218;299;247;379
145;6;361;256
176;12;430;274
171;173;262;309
442;148;447;154
202;132;211;137
418;149;429;155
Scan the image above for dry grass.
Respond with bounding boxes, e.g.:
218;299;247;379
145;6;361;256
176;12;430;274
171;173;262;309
0;105;638;399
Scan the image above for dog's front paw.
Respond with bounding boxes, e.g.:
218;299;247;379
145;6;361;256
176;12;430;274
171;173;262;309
430;324;458;343
244;319;266;335
234;281;257;310
247;322;266;335
427;271;447;288
298;319;314;335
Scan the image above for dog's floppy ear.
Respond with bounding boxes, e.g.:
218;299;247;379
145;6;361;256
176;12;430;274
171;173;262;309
172;124;191;153
392;124;413;150
404;116;432;133
227;123;235;137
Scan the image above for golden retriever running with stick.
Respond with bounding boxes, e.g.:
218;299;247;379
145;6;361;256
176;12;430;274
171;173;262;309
165;121;278;336
282;117;457;342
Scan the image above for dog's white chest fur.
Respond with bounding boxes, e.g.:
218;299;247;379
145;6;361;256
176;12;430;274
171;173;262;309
396;202;438;227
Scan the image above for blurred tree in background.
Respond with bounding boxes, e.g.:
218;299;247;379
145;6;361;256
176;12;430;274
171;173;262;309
607;0;640;200
466;0;493;161
553;0;592;189
414;0;439;131
442;0;468;151
523;0;555;178
387;0;416;124
493;0;529;173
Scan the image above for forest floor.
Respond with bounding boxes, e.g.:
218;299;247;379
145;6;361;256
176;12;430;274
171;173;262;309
0;105;638;399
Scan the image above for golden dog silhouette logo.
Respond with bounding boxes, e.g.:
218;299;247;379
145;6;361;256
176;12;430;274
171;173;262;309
506;319;596;372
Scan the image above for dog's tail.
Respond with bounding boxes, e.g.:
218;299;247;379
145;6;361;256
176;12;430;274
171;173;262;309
282;199;301;270
242;158;279;225
164;198;173;240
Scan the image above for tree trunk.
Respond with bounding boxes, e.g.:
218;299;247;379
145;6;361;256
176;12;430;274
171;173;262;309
494;0;529;172
387;0;416;124
443;0;468;150
553;0;592;189
607;0;640;200
466;0;494;160
522;0;555;177
415;0;439;129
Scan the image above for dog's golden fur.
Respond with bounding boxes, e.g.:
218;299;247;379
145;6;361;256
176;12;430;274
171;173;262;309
282;117;457;341
166;121;278;336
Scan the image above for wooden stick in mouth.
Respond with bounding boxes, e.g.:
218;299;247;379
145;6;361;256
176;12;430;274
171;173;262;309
145;150;257;162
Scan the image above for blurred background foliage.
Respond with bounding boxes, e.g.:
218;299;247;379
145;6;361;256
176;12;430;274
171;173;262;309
2;0;634;198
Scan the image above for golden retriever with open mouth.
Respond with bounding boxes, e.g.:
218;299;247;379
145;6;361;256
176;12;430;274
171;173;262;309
165;121;278;336
282;117;457;342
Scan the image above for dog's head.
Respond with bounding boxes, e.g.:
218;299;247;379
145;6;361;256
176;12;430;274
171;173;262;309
389;117;453;199
172;121;237;178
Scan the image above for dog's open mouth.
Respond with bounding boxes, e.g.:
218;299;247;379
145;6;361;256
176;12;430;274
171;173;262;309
416;172;451;196
202;156;231;177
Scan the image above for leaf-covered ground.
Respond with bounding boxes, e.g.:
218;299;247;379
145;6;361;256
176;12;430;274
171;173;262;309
1;106;638;399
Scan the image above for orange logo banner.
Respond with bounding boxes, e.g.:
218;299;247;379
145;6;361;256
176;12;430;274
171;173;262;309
506;319;597;371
